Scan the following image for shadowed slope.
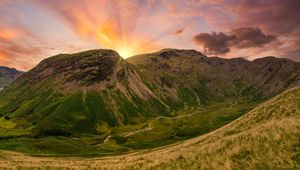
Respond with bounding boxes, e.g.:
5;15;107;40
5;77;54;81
0;86;299;169
0;66;23;88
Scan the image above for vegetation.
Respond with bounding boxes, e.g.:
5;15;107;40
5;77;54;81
0;86;299;169
0;49;299;169
0;101;255;156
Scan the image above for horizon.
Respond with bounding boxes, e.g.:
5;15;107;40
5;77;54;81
2;47;300;72
7;47;300;72
0;0;300;70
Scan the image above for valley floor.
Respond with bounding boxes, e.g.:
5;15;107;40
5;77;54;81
0;87;300;169
0;101;255;157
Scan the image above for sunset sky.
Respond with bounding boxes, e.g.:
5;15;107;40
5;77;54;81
0;0;299;70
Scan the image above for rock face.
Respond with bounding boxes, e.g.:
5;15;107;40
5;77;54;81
0;48;299;135
0;66;23;88
25;49;120;85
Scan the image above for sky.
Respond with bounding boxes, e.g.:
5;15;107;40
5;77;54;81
0;0;299;70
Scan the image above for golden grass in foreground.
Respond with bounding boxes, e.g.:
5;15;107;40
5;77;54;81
0;87;300;170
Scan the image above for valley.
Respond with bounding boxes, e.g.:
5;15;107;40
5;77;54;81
0;101;255;156
1;83;299;169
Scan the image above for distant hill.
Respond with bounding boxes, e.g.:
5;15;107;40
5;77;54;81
0;66;23;89
1;84;299;169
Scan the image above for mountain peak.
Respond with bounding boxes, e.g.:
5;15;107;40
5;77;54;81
40;49;120;66
17;49;154;101
24;49;122;85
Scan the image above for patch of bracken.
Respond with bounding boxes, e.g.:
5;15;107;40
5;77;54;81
160;77;173;88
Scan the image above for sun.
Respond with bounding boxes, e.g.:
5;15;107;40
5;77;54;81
116;47;134;58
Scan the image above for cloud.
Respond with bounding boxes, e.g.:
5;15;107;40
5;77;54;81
227;0;300;35
0;24;40;70
193;32;235;54
0;0;299;70
193;27;276;55
165;1;300;60
174;28;185;35
33;0;165;57
230;27;276;48
0;27;23;41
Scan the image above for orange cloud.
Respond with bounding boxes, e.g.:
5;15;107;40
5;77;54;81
0;27;23;41
34;0;165;58
0;51;7;63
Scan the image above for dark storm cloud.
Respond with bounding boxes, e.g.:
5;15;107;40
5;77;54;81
230;27;276;48
193;27;276;55
169;0;300;59
193;32;235;54
207;0;300;59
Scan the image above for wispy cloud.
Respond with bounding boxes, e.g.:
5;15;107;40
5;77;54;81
0;0;299;70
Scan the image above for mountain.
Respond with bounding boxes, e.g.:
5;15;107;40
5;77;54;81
128;49;300;104
0;48;299;156
1;85;300;169
0;49;165;133
0;66;23;89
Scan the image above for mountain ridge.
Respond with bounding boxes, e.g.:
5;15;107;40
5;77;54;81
0;48;299;156
1;48;299;128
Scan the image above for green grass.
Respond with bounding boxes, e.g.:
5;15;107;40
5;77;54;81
113;102;255;150
0;101;256;156
0;128;30;139
1;85;299;169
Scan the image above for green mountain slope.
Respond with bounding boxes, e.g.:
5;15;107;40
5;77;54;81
1;85;299;169
0;48;298;156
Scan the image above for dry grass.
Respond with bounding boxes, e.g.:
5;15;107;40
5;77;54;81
0;87;300;170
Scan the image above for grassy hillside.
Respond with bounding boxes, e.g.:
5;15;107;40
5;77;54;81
1;86;298;169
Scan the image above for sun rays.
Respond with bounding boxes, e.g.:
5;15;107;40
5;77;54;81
45;0;171;58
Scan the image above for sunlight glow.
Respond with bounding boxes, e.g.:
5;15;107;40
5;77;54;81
117;47;134;58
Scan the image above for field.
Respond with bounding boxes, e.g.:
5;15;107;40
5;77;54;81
0;87;299;169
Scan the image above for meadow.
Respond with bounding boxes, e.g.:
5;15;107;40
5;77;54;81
0;101;256;157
